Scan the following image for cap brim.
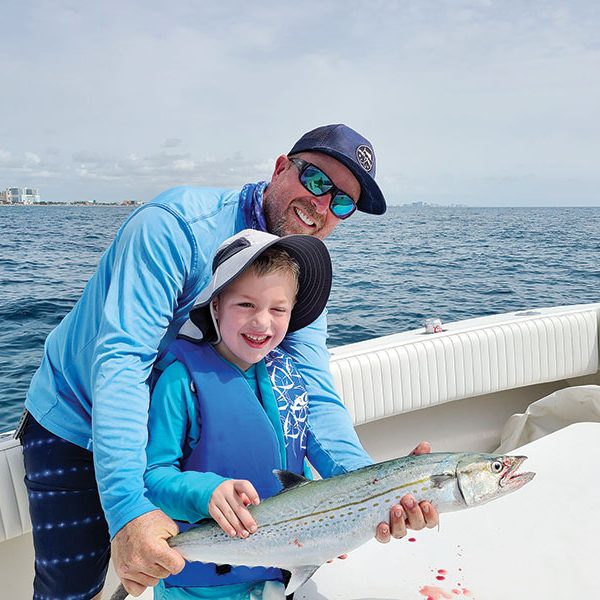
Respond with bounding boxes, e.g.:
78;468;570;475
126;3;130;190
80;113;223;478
316;148;386;215
290;146;386;215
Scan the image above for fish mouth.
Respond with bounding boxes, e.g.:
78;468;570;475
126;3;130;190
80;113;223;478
499;456;535;490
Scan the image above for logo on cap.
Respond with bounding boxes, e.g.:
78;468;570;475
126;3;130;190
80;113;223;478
356;145;374;172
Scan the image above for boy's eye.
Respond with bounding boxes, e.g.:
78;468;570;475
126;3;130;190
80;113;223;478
272;307;289;313
238;302;254;308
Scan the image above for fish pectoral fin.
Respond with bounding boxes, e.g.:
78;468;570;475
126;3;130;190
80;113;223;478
284;564;320;595
273;469;310;491
430;474;456;489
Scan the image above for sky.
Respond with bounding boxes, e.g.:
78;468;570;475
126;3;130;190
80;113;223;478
1;1;599;206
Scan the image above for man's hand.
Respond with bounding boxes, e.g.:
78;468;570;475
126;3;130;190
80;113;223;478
208;479;260;539
375;441;439;543
111;510;186;596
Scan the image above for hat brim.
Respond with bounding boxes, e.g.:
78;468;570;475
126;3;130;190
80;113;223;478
187;234;332;343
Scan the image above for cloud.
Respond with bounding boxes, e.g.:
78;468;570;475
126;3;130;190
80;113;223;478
71;148;273;185
24;152;41;167
162;138;183;148
0;149;48;172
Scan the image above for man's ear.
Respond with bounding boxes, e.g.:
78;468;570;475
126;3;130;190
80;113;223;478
271;154;290;180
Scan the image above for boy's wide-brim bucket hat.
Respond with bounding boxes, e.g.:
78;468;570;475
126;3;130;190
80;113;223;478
178;229;332;344
288;123;387;215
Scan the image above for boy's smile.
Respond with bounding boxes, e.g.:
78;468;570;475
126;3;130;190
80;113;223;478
242;333;270;348
212;269;297;371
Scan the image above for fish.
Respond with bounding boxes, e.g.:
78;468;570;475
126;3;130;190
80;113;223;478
110;452;534;600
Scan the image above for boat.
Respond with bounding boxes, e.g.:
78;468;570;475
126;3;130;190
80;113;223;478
2;303;599;598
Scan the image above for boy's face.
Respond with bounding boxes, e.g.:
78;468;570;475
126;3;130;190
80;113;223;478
212;268;297;371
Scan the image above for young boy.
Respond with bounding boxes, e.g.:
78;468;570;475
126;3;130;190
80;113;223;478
144;228;333;600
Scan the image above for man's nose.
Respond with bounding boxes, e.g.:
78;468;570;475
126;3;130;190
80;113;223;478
310;193;330;215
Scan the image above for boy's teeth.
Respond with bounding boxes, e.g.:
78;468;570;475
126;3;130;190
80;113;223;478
295;208;315;226
246;334;267;342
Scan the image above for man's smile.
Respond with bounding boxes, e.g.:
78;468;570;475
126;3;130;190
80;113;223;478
291;201;322;230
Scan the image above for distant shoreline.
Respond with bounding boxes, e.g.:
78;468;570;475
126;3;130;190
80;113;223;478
2;203;599;209
0;202;142;207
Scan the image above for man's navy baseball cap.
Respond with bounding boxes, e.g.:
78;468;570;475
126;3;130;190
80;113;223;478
288;123;386;215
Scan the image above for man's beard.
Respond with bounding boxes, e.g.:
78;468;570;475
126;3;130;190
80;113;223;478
264;191;322;238
263;203;286;237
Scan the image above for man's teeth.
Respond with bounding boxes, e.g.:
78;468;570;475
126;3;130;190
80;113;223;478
295;207;315;226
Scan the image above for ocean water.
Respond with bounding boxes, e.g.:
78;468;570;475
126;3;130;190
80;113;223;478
1;204;600;432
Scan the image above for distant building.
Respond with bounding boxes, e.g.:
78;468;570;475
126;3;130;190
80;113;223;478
2;187;41;204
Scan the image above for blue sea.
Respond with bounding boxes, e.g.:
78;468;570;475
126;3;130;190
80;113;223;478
1;204;600;432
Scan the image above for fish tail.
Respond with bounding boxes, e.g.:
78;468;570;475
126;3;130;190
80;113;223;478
109;583;129;600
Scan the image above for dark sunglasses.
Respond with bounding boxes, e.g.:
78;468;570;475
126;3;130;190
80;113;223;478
288;157;357;220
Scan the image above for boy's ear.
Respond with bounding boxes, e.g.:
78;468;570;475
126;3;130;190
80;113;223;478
211;298;219;318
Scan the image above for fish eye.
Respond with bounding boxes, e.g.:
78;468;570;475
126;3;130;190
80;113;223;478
491;460;503;473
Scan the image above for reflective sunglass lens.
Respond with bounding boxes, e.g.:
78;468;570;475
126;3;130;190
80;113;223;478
331;195;356;219
301;165;333;196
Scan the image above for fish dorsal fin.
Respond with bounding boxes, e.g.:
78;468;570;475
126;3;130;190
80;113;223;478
285;564;321;594
273;469;309;491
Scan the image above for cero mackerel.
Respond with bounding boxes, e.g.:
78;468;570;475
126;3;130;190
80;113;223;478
111;451;534;599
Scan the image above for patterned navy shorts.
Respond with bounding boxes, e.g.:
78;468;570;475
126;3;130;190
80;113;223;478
21;415;111;600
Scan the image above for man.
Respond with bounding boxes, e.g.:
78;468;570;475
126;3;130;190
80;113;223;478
20;124;439;599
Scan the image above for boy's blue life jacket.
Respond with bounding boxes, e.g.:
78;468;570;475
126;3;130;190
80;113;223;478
164;339;308;588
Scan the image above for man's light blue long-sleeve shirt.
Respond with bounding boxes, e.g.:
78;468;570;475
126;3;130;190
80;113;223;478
25;185;372;538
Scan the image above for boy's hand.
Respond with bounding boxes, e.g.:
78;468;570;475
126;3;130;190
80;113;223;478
209;479;260;538
375;441;439;543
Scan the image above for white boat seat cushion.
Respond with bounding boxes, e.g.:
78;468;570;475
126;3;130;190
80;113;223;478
330;307;599;426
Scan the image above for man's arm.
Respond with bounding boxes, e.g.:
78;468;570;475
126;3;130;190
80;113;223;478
90;207;194;591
